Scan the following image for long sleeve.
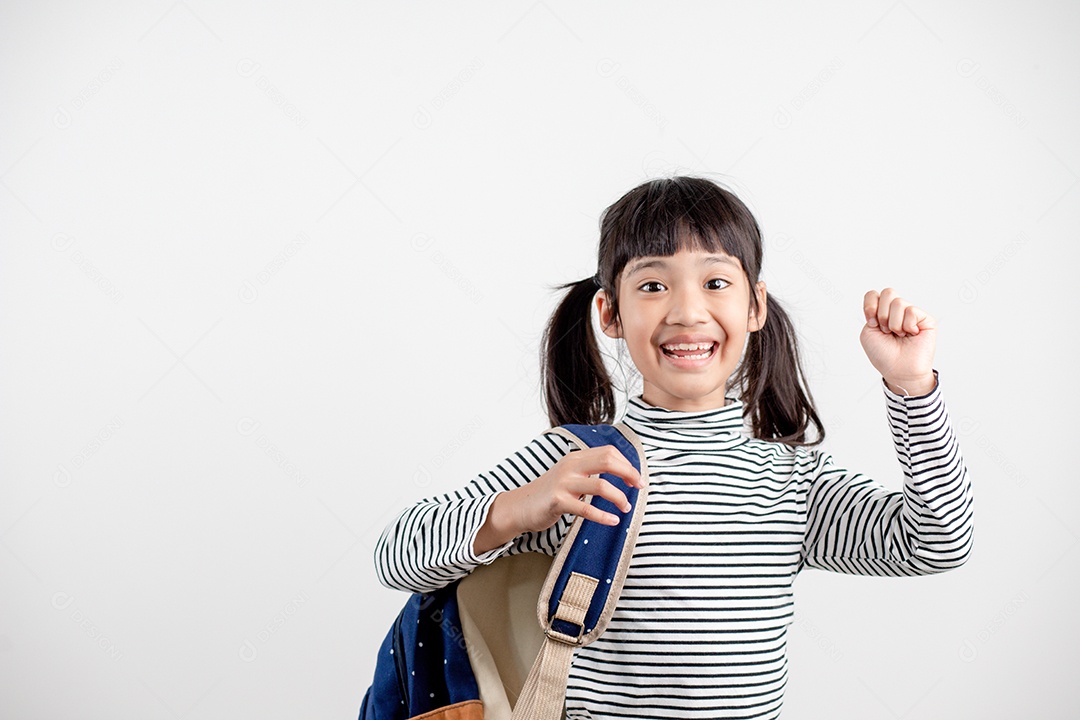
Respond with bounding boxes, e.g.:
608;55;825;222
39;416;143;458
374;429;578;593
800;372;974;576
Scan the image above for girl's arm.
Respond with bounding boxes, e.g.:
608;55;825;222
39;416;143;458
373;430;643;594
800;372;974;575
373;431;575;594
800;289;973;574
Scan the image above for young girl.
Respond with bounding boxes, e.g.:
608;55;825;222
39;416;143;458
375;176;973;719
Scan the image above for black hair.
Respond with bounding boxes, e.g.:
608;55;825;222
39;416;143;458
540;176;824;445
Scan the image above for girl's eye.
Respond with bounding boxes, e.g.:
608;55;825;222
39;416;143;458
638;279;728;292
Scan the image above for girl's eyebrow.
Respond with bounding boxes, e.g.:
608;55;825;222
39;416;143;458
625;255;739;276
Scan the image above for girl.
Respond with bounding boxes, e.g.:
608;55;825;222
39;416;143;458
375;176;973;719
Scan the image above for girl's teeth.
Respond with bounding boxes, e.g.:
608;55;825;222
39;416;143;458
661;342;715;359
663;343;712;350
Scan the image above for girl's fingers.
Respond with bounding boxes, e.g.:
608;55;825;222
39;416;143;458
903;305;926;335
862;290;880;327
575;497;621;526
575;447;645;489
864;289;930;337
876;288;898;331
560;445;648;524
571;474;632;514
887;296;908;335
555;485;623;526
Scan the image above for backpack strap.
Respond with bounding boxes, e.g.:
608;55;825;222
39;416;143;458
511;422;648;720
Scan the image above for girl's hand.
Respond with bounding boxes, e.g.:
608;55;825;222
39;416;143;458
860;288;937;397
473;446;646;555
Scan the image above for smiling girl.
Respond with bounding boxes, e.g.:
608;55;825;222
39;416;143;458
374;176;973;719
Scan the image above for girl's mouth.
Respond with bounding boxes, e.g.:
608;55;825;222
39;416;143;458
660;342;717;366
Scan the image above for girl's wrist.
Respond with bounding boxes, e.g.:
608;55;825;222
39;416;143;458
883;371;937;397
473;490;521;556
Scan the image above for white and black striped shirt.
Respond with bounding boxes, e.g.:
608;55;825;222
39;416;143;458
375;374;973;719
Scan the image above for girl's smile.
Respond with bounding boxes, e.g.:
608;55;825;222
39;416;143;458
659;335;719;368
595;248;767;413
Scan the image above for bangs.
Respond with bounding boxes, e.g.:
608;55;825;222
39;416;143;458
600;177;762;283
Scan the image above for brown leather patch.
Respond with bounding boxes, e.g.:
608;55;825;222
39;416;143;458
409;699;484;720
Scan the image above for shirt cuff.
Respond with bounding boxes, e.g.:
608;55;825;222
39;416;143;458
461;491;516;566
881;369;940;405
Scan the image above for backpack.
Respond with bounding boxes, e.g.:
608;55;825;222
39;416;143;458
359;422;649;720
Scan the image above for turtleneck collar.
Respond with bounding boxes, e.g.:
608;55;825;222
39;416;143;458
621;394;748;451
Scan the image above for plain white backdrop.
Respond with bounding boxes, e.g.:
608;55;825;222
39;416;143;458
2;1;1078;718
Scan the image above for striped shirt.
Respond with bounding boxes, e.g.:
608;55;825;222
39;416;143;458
374;374;973;719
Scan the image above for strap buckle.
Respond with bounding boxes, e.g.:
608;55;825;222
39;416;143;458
544;623;585;646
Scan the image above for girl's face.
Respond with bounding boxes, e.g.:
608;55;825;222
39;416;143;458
596;248;767;412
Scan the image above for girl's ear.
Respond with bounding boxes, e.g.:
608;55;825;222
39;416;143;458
595;290;622;339
747;280;768;331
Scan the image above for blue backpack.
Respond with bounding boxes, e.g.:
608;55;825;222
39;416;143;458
359;422;649;720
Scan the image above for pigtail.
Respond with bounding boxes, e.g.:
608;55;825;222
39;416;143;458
541;276;615;427
736;294;825;446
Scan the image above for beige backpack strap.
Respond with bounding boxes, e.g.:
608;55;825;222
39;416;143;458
511;422;649;720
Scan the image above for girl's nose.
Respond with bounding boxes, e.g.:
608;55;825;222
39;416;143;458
666;286;710;325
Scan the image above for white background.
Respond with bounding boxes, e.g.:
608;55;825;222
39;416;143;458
2;2;1078;718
